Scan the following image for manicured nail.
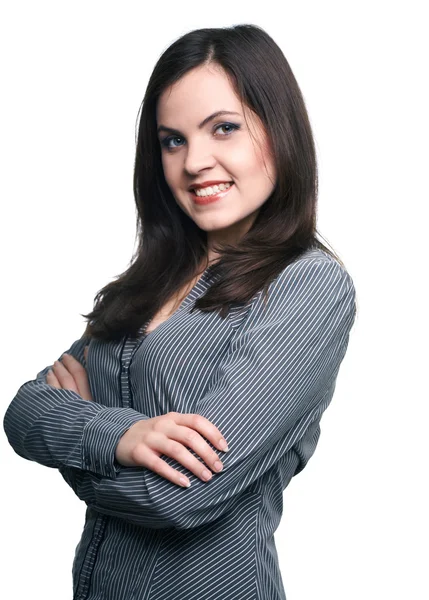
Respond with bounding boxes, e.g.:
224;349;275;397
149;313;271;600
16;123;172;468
179;477;191;488
218;439;229;451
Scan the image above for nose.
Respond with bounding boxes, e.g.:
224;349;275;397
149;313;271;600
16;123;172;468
183;139;217;175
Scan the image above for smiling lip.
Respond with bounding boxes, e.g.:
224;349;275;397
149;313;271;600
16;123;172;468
189;180;233;191
190;183;234;205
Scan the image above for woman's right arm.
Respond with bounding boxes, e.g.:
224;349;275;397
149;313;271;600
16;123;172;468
3;333;149;480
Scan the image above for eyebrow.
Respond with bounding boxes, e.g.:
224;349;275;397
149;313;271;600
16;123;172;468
157;110;241;136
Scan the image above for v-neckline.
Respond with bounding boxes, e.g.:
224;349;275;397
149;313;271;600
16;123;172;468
137;264;217;339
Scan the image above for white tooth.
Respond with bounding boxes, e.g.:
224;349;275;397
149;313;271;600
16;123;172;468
195;182;233;197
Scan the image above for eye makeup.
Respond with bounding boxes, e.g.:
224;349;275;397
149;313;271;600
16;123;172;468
160;122;241;151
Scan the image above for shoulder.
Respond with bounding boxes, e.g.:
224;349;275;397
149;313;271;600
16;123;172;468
275;248;354;294
232;248;356;337
262;248;356;319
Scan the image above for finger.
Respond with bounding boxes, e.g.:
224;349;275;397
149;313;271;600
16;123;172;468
162;418;224;473
176;426;224;474
152;436;214;483
52;360;80;395
60;354;93;401
46;369;61;389
169;412;229;453
132;445;191;488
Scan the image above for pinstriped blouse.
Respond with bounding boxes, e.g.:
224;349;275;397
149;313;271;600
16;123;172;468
3;247;357;600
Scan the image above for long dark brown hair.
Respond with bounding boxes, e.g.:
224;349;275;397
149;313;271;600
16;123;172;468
82;24;347;342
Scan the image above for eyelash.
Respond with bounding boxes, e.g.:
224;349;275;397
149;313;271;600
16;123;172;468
160;122;241;151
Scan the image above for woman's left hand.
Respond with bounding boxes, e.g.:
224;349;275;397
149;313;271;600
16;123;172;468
46;346;93;401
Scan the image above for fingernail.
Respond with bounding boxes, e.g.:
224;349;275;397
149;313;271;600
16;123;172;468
179;477;191;488
201;469;212;481
218;439;229;451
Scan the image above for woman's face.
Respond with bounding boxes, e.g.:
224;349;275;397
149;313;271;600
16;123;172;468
156;64;277;250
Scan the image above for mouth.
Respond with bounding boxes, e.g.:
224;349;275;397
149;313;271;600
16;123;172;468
189;182;235;205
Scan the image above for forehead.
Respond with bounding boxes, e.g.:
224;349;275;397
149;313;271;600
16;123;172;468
156;65;242;122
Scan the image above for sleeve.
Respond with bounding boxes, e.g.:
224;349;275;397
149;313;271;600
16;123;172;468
2;333;150;480
56;258;357;530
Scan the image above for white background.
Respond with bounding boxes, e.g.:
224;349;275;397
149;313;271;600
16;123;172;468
1;1;427;598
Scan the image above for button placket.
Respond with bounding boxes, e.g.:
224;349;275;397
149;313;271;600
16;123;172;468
119;330;145;408
117;270;214;409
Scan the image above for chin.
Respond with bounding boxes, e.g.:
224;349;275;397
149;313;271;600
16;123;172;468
195;216;233;230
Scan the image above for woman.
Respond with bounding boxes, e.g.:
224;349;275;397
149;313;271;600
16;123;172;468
3;24;357;600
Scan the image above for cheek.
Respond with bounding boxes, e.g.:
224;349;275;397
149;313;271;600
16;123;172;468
236;146;275;187
254;140;276;185
161;155;170;180
161;157;178;189
226;143;260;179
235;133;273;174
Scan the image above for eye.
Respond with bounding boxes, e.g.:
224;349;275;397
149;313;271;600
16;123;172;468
160;135;185;151
160;122;240;152
213;123;240;136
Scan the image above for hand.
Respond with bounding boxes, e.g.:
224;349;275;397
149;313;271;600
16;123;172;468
46;346;93;401
116;412;229;488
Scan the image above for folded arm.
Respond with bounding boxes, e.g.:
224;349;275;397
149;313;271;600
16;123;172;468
57;259;357;530
3;334;150;478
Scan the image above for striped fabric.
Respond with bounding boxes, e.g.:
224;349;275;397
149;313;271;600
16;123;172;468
3;247;357;600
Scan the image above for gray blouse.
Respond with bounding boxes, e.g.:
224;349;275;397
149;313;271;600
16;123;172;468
3;247;357;600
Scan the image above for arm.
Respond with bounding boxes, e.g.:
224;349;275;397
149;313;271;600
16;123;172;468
3;334;150;479
58;258;357;530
